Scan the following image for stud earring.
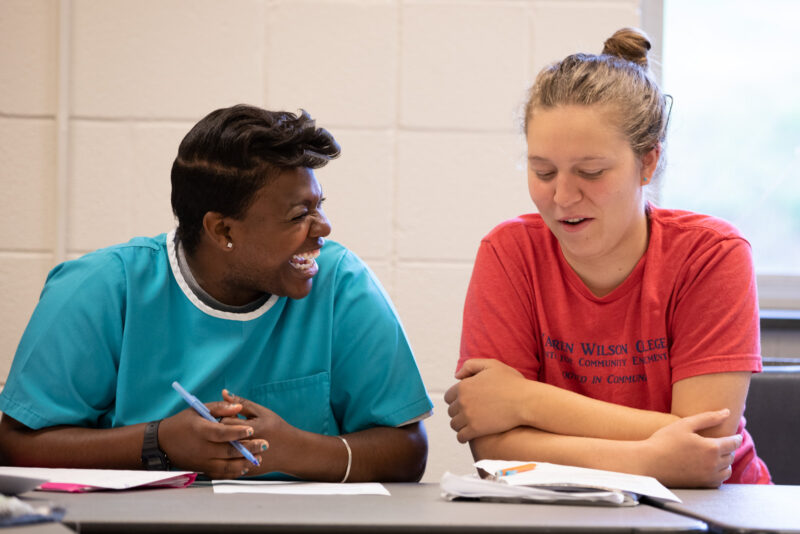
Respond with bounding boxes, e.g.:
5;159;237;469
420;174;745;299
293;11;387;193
226;242;233;249
642;176;651;185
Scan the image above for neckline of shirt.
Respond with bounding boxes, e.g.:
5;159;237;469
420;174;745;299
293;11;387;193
553;221;648;303
166;229;278;321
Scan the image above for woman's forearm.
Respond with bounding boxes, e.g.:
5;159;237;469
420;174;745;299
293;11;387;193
0;414;146;469
449;359;679;443
263;423;428;483
470;409;740;488
519;380;679;440
471;427;644;474
451;360;747;444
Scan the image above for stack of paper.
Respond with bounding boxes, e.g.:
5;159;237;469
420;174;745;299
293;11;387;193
440;460;680;507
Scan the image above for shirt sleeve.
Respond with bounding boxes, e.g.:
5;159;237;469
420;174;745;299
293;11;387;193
0;253;125;429
328;251;433;433
459;238;541;380
668;237;762;383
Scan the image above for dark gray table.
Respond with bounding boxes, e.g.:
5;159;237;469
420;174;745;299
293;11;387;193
653;485;800;533
20;482;706;533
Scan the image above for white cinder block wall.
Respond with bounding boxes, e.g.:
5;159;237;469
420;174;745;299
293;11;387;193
0;0;641;481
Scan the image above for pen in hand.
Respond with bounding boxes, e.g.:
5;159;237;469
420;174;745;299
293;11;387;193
171;381;260;466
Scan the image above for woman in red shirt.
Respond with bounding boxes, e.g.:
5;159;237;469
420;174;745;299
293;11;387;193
445;27;770;487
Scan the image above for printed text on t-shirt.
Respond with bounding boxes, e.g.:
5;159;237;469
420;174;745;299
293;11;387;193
541;333;669;386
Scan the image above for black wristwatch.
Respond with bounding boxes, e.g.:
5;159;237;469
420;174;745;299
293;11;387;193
141;420;170;470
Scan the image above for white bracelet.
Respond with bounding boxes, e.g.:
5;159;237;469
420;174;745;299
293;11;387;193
336;435;352;483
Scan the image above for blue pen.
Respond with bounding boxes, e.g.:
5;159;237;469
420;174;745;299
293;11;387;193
171;381;260;466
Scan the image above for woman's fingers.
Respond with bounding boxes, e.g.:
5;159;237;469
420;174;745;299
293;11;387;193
444;383;459;405
678;409;730;433
222;389;266;418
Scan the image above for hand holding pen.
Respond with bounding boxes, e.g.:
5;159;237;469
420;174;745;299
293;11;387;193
172;381;261;466
156;382;267;478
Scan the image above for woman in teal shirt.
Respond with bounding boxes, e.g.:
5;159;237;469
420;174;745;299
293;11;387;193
0;105;433;481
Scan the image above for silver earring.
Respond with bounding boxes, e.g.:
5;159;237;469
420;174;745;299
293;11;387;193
226;242;233;249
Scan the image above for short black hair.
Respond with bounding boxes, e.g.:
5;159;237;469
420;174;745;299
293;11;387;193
171;104;341;254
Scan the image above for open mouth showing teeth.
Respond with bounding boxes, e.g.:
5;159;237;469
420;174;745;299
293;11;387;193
563;218;586;225
289;249;321;271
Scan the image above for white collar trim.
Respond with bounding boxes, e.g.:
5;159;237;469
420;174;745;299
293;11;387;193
166;230;278;321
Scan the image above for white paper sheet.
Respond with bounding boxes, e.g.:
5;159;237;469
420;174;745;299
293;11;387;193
474;460;680;503
0;466;195;491
212;480;390;496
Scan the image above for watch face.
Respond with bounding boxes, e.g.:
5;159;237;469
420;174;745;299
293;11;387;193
143;451;169;470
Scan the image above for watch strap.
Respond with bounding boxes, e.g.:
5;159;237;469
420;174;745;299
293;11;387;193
141;420;170;470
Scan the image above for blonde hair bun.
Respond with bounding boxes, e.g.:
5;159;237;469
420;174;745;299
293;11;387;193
602;27;651;70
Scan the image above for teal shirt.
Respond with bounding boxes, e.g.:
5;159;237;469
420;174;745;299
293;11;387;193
0;233;432;438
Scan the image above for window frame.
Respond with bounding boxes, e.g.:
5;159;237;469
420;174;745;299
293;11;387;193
642;0;800;312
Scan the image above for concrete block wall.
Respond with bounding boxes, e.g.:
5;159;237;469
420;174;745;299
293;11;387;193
0;0;642;481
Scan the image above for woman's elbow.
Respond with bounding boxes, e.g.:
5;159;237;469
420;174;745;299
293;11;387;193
389;422;428;482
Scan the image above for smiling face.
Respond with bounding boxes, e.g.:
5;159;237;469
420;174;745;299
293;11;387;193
526;105;658;282
222;167;331;302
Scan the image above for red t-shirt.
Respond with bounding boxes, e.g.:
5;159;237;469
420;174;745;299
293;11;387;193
459;206;770;484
